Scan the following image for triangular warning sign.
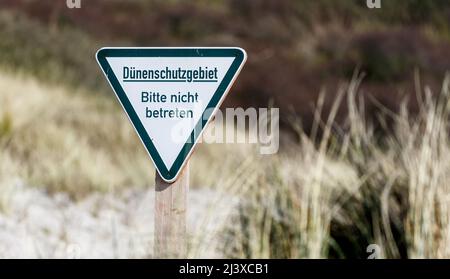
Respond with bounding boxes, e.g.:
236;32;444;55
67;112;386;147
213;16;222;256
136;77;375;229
96;47;247;182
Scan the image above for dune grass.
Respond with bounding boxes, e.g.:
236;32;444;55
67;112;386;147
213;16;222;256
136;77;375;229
1;70;450;258
0;70;259;199
0;72;154;200
218;74;450;259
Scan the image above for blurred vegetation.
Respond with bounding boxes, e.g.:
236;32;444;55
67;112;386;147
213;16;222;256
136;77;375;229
220;75;450;259
0;11;104;92
0;72;154;199
0;0;449;129
0;111;12;138
2;68;450;258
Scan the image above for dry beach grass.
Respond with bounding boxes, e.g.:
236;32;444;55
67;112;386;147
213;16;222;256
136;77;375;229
0;72;153;199
1;71;450;258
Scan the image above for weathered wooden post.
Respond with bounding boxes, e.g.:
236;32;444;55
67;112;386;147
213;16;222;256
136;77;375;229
155;163;189;258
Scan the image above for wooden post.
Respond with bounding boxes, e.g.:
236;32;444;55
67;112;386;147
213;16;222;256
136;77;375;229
154;162;189;258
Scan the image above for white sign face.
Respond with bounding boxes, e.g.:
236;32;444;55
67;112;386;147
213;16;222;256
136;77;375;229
96;48;247;182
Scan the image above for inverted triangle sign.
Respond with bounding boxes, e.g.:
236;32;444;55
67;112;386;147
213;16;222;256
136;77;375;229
96;47;247;182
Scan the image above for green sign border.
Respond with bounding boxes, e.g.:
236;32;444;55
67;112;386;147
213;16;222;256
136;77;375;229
96;47;246;182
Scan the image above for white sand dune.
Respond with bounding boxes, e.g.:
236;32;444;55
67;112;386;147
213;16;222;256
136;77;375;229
0;181;236;259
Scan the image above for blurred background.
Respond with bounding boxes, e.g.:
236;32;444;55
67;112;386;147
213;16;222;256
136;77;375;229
0;0;450;259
